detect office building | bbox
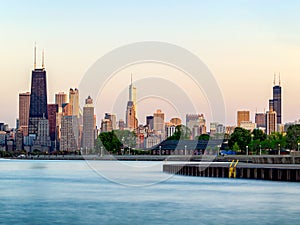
[83,96,95,150]
[28,46,48,137]
[55,92,68,112]
[153,109,165,136]
[19,92,30,136]
[255,113,266,128]
[237,110,250,127]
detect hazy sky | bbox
[1,0,300,127]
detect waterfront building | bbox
[266,110,277,135]
[83,96,95,150]
[19,92,30,136]
[237,110,250,127]
[170,117,182,126]
[60,116,79,151]
[28,46,48,138]
[186,114,206,139]
[55,92,68,112]
[118,119,125,130]
[101,119,112,133]
[15,130,23,151]
[126,101,138,130]
[146,116,154,130]
[69,88,79,117]
[240,121,256,132]
[153,109,165,136]
[105,113,117,130]
[272,74,282,124]
[255,113,266,128]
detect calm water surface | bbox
[0,160,299,225]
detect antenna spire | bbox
[34,42,37,70]
[131,73,133,85]
[273,73,276,86]
[42,49,45,69]
[279,72,281,86]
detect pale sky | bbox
[1,0,300,127]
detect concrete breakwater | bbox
[163,163,300,182]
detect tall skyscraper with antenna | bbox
[271,73,282,124]
[129,74,137,109]
[28,44,49,137]
[126,75,138,130]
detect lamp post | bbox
[259,144,262,156]
[251,134,254,155]
[184,145,187,155]
[278,143,280,155]
[298,142,300,151]
[246,146,248,155]
[159,145,161,156]
[100,146,103,157]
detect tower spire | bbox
[34,42,37,70]
[42,49,45,69]
[273,73,276,86]
[131,73,133,85]
[279,72,281,86]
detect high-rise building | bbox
[19,92,30,136]
[146,116,154,130]
[255,113,266,128]
[48,104,58,144]
[273,75,282,124]
[83,96,95,150]
[186,114,206,138]
[118,119,125,130]
[126,101,138,130]
[105,113,116,130]
[101,119,112,133]
[237,110,250,127]
[153,109,165,136]
[55,92,68,112]
[266,111,277,135]
[129,75,137,109]
[170,117,182,127]
[69,88,79,117]
[28,46,49,139]
[60,116,79,151]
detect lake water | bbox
[0,160,299,225]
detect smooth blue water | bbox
[0,160,300,225]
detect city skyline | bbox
[1,1,300,127]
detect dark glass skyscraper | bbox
[273,84,282,124]
[28,67,48,136]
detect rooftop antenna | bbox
[273,73,276,86]
[279,72,281,86]
[42,49,45,69]
[131,73,133,85]
[34,42,37,70]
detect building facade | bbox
[237,110,250,127]
[83,96,95,150]
[19,92,30,136]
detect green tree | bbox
[228,127,251,153]
[232,142,240,152]
[286,124,300,150]
[198,134,210,141]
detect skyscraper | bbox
[237,110,250,127]
[55,92,68,112]
[105,113,117,130]
[126,101,137,130]
[129,74,137,109]
[273,75,282,124]
[186,114,206,138]
[266,111,277,135]
[83,96,95,150]
[69,88,79,117]
[48,104,58,144]
[28,46,49,137]
[153,109,165,135]
[255,113,266,128]
[19,92,30,136]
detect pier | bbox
[163,162,300,182]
